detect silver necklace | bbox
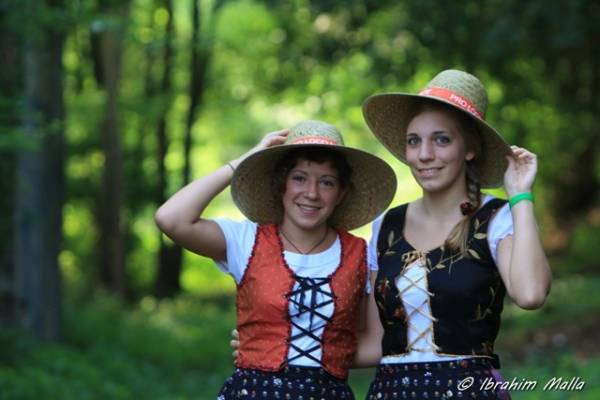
[280,227,329,255]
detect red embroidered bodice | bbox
[235,224,367,379]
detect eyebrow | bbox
[406,131,451,137]
[320,175,339,180]
[406,130,450,136]
[290,168,339,180]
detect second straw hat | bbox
[231,120,397,231]
[363,69,511,188]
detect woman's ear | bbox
[465,151,475,161]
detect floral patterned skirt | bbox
[217,366,355,399]
[366,358,511,400]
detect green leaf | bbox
[474,304,482,319]
[387,230,395,247]
[468,249,481,260]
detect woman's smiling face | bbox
[281,158,345,232]
[405,109,475,194]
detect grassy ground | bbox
[1,275,599,399]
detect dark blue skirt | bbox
[366,358,511,399]
[217,366,355,399]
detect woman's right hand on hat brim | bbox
[230,129,290,169]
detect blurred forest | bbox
[1,0,599,399]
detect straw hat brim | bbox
[363,92,512,188]
[231,143,397,231]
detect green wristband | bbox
[509,192,534,208]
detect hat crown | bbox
[425,69,488,118]
[286,120,344,146]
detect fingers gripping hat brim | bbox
[231,144,397,231]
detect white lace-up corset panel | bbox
[381,250,467,363]
[287,275,335,367]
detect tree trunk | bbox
[91,2,130,297]
[152,0,182,298]
[153,0,222,297]
[13,0,66,341]
[0,7,22,327]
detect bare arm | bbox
[352,273,383,368]
[496,146,552,309]
[154,129,289,261]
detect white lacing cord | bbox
[398,251,439,352]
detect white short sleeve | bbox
[213,219,258,283]
[367,213,386,272]
[486,201,514,264]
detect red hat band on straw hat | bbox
[419,87,484,120]
[290,136,340,145]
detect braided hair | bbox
[445,161,482,256]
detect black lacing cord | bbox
[287,276,334,365]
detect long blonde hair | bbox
[408,99,483,256]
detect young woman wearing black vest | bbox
[358,69,552,399]
[155,120,396,399]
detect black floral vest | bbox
[375,198,507,367]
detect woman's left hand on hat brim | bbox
[504,145,538,197]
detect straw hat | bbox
[363,69,511,188]
[231,120,397,231]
